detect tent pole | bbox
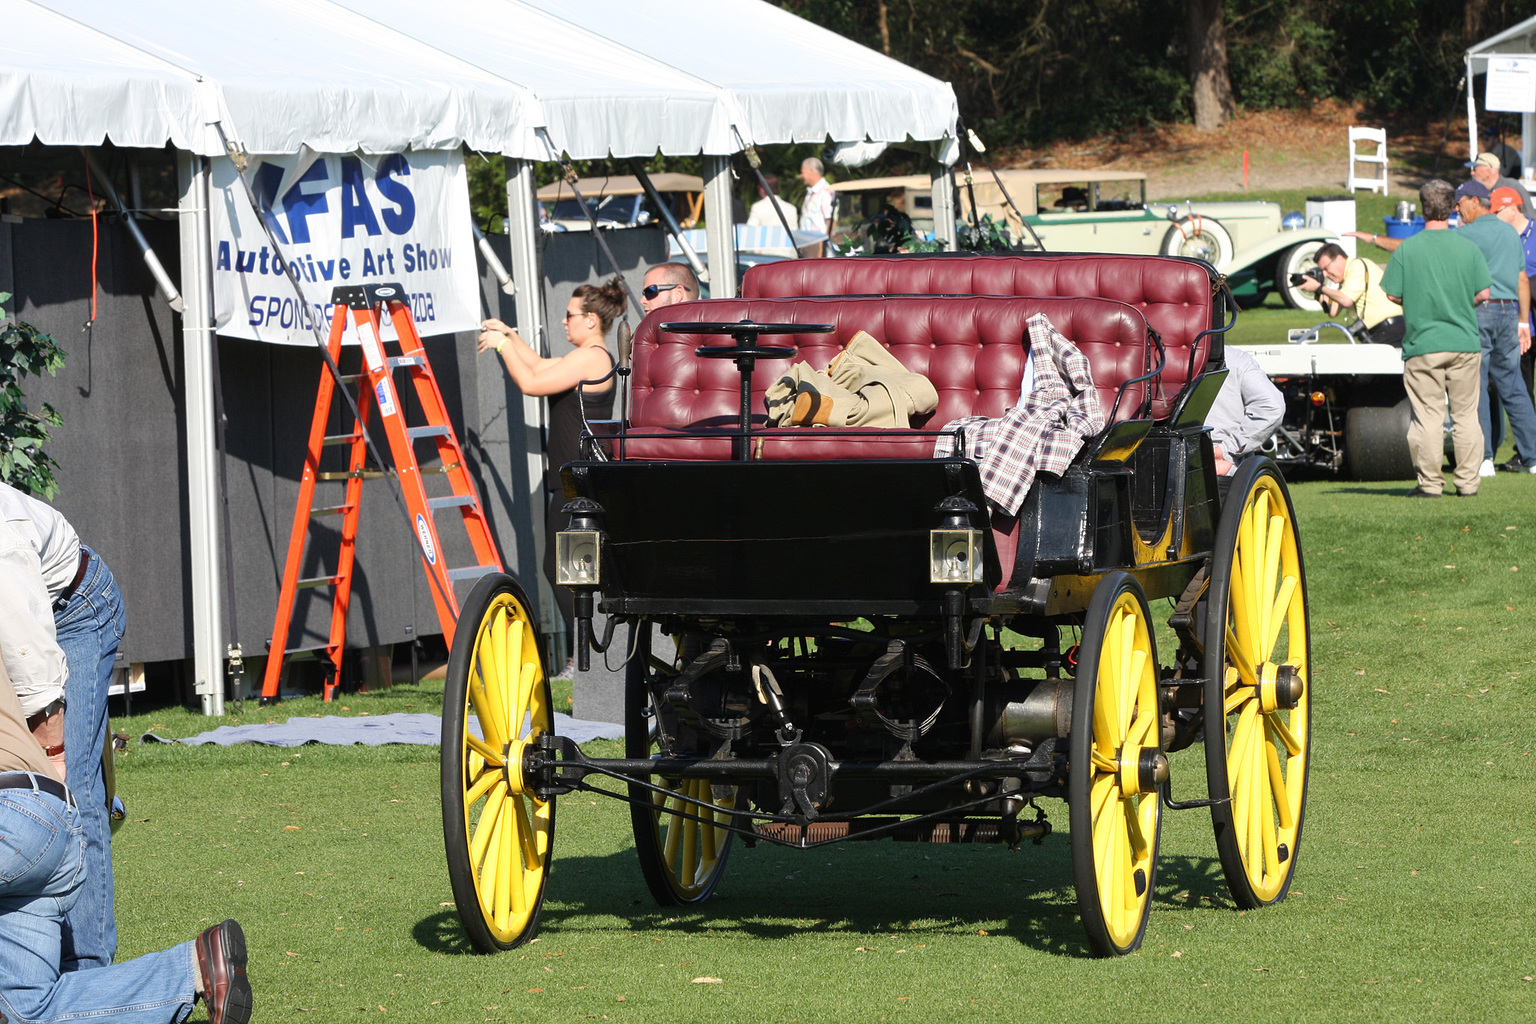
[930,162,958,251]
[176,151,225,716]
[1466,57,1479,172]
[702,155,738,298]
[504,158,562,662]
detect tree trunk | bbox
[1187,0,1235,132]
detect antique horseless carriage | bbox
[439,253,1312,957]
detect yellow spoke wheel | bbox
[1204,460,1311,908]
[1069,572,1163,957]
[441,574,556,952]
[626,623,738,905]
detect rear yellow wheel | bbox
[1070,573,1163,956]
[1205,460,1310,908]
[627,623,739,905]
[441,574,555,952]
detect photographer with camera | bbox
[1296,242,1405,347]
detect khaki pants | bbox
[1403,351,1484,494]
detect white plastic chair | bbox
[1347,126,1388,194]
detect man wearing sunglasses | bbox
[640,262,699,315]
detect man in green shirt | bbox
[1381,179,1491,497]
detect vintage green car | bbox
[831,169,1336,308]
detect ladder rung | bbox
[448,565,498,583]
[310,504,355,518]
[281,647,336,661]
[388,356,425,369]
[295,576,340,590]
[317,469,389,481]
[420,463,461,475]
[336,373,365,384]
[407,425,450,441]
[322,432,364,446]
[428,494,475,511]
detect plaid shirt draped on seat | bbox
[933,313,1106,515]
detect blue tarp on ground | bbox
[141,711,623,748]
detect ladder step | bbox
[317,469,389,481]
[388,355,425,369]
[428,494,475,511]
[322,432,364,446]
[280,646,337,661]
[407,425,451,441]
[336,373,365,384]
[310,504,355,518]
[295,575,340,590]
[447,565,498,583]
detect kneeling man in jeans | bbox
[1381,179,1491,497]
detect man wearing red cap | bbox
[1492,185,1536,469]
[1458,180,1536,477]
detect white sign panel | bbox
[210,150,478,346]
[1487,57,1536,113]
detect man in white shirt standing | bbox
[0,481,126,970]
[798,158,837,256]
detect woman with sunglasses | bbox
[478,276,624,667]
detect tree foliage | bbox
[774,0,1536,147]
[0,295,65,497]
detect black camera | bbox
[1288,267,1326,288]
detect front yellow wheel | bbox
[626,623,739,905]
[1205,461,1310,908]
[1070,572,1163,957]
[441,574,556,952]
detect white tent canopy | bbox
[1466,16,1536,179]
[9,0,958,160]
[0,0,207,151]
[521,0,959,153]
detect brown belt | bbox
[54,548,90,610]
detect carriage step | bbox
[448,565,498,583]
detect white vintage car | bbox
[831,169,1337,308]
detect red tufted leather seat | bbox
[740,253,1223,419]
[615,294,1150,463]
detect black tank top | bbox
[545,347,616,490]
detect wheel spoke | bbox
[1123,794,1150,862]
[471,785,507,871]
[465,731,503,766]
[1264,724,1294,833]
[1245,721,1264,870]
[1266,710,1304,758]
[510,791,544,872]
[1226,702,1259,792]
[1265,574,1299,659]
[500,790,524,923]
[465,762,502,806]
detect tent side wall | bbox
[4,215,537,675]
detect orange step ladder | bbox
[260,283,502,704]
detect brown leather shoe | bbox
[196,919,252,1024]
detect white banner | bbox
[1487,57,1536,113]
[210,149,478,346]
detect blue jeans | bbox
[0,779,195,1024]
[54,546,126,970]
[1476,303,1536,463]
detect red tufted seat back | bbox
[740,253,1222,418]
[621,294,1149,462]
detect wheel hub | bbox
[1259,663,1304,712]
[1114,747,1169,797]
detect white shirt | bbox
[799,179,835,234]
[1206,346,1285,458]
[747,194,797,228]
[0,482,79,716]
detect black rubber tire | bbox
[1276,241,1327,312]
[1160,215,1234,268]
[626,623,738,906]
[1069,572,1163,957]
[1344,399,1414,481]
[1203,459,1311,910]
[441,573,556,953]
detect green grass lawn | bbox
[104,471,1535,1023]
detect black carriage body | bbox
[441,255,1313,959]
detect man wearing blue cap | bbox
[1454,178,1536,477]
[1381,179,1491,497]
